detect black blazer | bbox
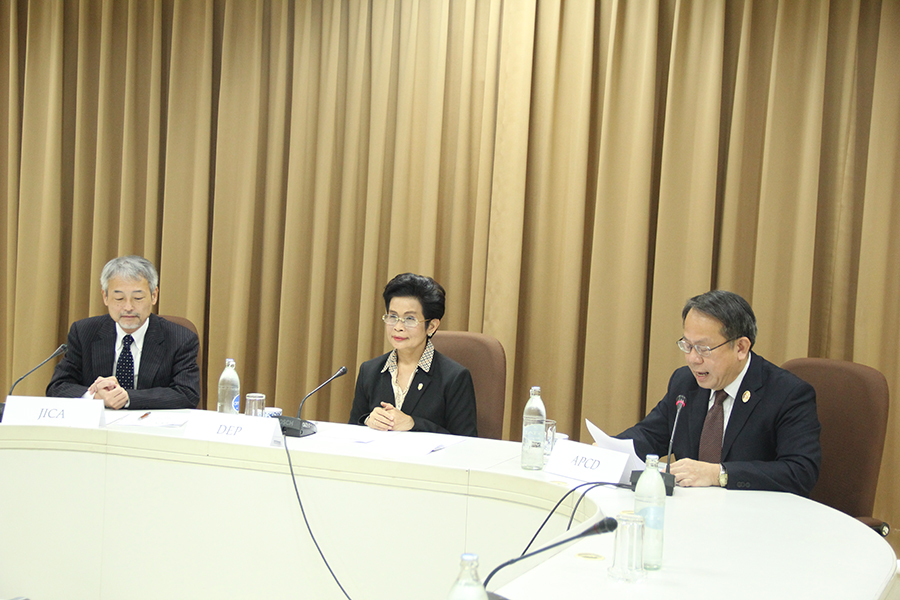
[46,313,201,410]
[349,350,478,436]
[618,352,821,496]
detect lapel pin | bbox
[418,383,423,391]
[742,391,750,403]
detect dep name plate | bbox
[183,411,282,447]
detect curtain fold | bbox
[3,0,899,539]
[645,0,726,429]
[12,0,67,383]
[159,0,214,335]
[1,0,21,390]
[482,0,537,436]
[581,0,660,435]
[856,0,900,533]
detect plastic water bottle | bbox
[634,454,666,570]
[447,553,488,600]
[521,386,546,470]
[217,358,240,414]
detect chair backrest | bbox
[159,314,204,409]
[431,330,506,440]
[781,357,889,518]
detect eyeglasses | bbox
[677,338,735,358]
[382,314,426,329]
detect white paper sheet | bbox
[308,423,464,458]
[585,418,645,482]
[106,410,189,428]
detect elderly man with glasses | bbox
[617,290,821,496]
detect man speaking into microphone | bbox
[617,290,821,496]
[46,256,200,411]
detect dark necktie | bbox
[698,389,727,463]
[116,335,135,390]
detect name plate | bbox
[545,439,630,484]
[183,412,281,447]
[2,396,106,429]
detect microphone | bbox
[279,366,347,438]
[8,344,68,396]
[665,395,686,475]
[482,517,617,591]
[629,394,684,496]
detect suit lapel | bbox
[138,315,163,389]
[92,317,118,378]
[399,367,433,416]
[722,353,763,459]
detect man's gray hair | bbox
[100,256,159,292]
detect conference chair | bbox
[781,357,891,537]
[431,330,506,440]
[159,314,204,410]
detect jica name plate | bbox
[2,396,106,429]
[544,439,630,484]
[183,412,281,447]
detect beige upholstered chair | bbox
[159,314,203,409]
[782,357,890,536]
[431,330,506,440]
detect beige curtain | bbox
[3,0,899,536]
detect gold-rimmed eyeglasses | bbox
[382,313,426,329]
[676,338,735,358]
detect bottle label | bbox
[524,423,543,446]
[637,505,664,529]
[231,395,240,412]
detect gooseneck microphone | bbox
[482,517,618,590]
[8,344,68,396]
[653,394,687,495]
[665,395,687,475]
[279,366,347,438]
[630,393,684,496]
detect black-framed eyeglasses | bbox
[382,313,427,329]
[676,338,735,358]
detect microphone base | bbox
[630,470,675,496]
[278,416,317,438]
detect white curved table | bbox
[0,413,895,600]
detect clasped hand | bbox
[365,402,414,432]
[89,376,129,410]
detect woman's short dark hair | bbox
[682,290,757,348]
[383,273,446,321]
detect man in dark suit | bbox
[47,256,200,410]
[618,290,821,496]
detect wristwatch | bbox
[718,464,728,487]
